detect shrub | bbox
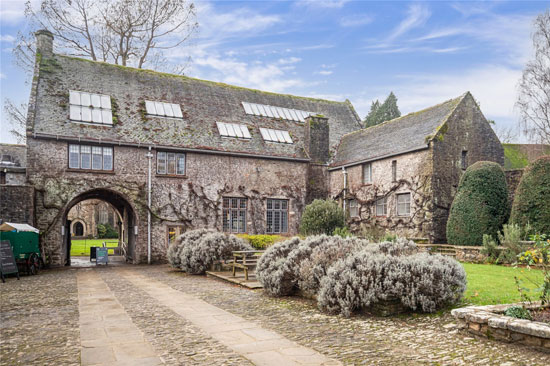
[505,306,532,320]
[332,227,353,238]
[178,231,252,274]
[299,199,345,236]
[446,161,509,246]
[318,250,466,317]
[97,223,119,239]
[481,234,500,263]
[511,156,550,234]
[481,224,531,264]
[298,237,366,295]
[167,228,213,268]
[238,234,285,249]
[256,237,301,295]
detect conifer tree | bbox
[363,92,401,128]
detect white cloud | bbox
[295,0,350,9]
[316,70,333,75]
[387,4,431,41]
[0,72,6,79]
[278,57,302,65]
[339,14,373,27]
[0,34,15,43]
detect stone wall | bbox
[0,185,35,225]
[27,138,309,265]
[430,94,504,242]
[0,143,27,167]
[329,149,434,240]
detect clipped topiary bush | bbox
[238,234,285,249]
[178,231,252,274]
[167,228,213,268]
[446,161,509,246]
[299,199,345,236]
[317,250,466,317]
[510,156,550,234]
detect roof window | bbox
[242,102,313,122]
[145,100,183,118]
[216,122,251,139]
[69,90,113,125]
[259,128,293,144]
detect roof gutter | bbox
[31,132,311,163]
[328,145,430,171]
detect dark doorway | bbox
[74,222,84,236]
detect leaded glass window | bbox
[266,199,288,234]
[223,197,247,233]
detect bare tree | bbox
[492,124,517,144]
[3,99,28,144]
[517,10,550,144]
[15,0,198,74]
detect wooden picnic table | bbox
[232,250,265,281]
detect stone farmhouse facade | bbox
[329,93,503,243]
[0,30,504,265]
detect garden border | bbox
[451,302,550,352]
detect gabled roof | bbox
[32,54,362,161]
[330,94,467,168]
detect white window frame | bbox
[348,199,358,218]
[157,151,185,176]
[68,144,113,171]
[144,100,183,118]
[363,163,372,184]
[69,90,113,125]
[396,193,411,217]
[375,196,387,216]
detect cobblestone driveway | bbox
[1,265,549,365]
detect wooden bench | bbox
[231,250,265,281]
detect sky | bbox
[1,0,548,144]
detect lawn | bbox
[70,239,119,256]
[462,262,544,306]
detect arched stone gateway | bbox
[61,189,138,265]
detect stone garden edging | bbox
[451,302,550,352]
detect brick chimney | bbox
[304,115,329,164]
[35,29,54,57]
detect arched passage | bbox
[62,188,138,265]
[74,221,84,236]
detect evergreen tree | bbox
[363,92,401,128]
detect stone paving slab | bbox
[77,270,163,366]
[119,269,341,366]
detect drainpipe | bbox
[146,147,153,264]
[342,167,348,213]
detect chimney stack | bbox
[35,30,54,57]
[304,115,330,164]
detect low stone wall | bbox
[417,244,489,263]
[452,303,550,352]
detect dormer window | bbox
[242,102,313,122]
[145,100,183,118]
[259,128,293,144]
[69,90,113,125]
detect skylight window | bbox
[69,90,113,125]
[145,100,183,118]
[242,102,314,122]
[259,128,293,144]
[216,122,251,139]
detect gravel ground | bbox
[140,265,550,366]
[2,265,549,366]
[98,268,254,366]
[0,269,80,366]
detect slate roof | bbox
[330,94,466,168]
[32,54,362,161]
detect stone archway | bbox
[62,188,138,265]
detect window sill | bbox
[362,183,373,186]
[66,169,115,174]
[155,174,187,179]
[69,120,114,127]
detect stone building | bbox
[0,144,34,225]
[23,30,361,265]
[0,143,26,185]
[66,199,120,238]
[329,93,504,243]
[5,30,506,265]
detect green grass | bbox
[462,263,544,306]
[70,239,119,256]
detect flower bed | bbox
[451,303,550,352]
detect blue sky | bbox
[1,0,548,144]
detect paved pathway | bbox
[119,270,341,366]
[77,270,162,366]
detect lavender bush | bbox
[167,228,213,268]
[256,236,302,295]
[318,250,466,317]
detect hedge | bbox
[510,156,550,234]
[446,161,509,245]
[299,199,345,236]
